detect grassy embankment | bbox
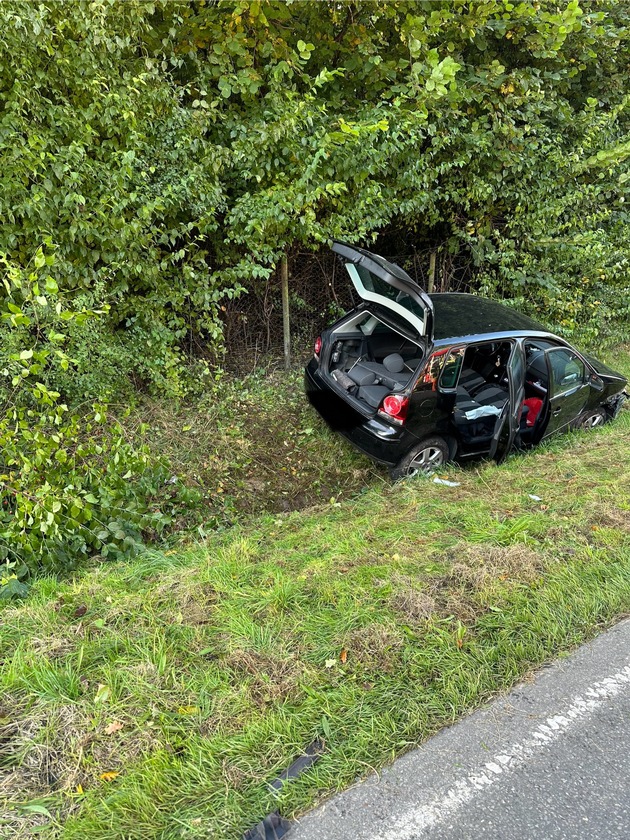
[1,347,629,839]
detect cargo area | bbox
[324,310,426,410]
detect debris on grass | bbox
[433,477,461,487]
[243,811,291,840]
[267,738,324,793]
[243,740,325,840]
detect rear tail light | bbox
[378,394,409,424]
[314,335,322,358]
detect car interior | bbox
[326,312,426,408]
[450,341,512,447]
[451,340,566,447]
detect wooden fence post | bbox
[281,253,291,370]
[428,249,437,294]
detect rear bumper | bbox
[304,360,416,467]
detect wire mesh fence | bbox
[219,245,474,373]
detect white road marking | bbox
[378,664,630,840]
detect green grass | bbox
[1,348,629,840]
[130,368,380,530]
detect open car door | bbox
[332,242,434,342]
[489,341,526,463]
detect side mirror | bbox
[590,373,604,391]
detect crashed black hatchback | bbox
[305,243,627,479]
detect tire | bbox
[575,408,607,430]
[390,436,450,480]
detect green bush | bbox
[0,247,197,596]
[0,404,171,575]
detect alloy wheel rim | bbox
[408,446,445,475]
[584,414,604,428]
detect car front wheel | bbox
[575,408,607,430]
[390,436,450,480]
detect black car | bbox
[305,243,628,479]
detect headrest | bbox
[383,353,405,373]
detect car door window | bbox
[439,347,465,389]
[548,349,586,396]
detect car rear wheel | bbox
[576,408,606,430]
[390,436,450,480]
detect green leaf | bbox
[0,578,30,600]
[19,803,53,818]
[94,684,111,703]
[321,716,331,738]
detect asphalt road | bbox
[289,618,630,840]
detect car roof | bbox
[430,293,550,342]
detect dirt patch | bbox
[390,588,437,623]
[343,623,405,673]
[229,401,376,515]
[225,649,305,706]
[442,593,480,623]
[1,699,99,837]
[85,725,162,785]
[135,376,379,527]
[446,543,544,589]
[389,545,543,627]
[150,576,218,626]
[0,702,85,800]
[587,506,630,534]
[388,572,477,625]
[29,636,76,659]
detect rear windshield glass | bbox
[368,303,422,343]
[355,264,427,324]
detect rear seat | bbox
[458,368,486,394]
[455,383,508,420]
[474,384,509,409]
[348,353,413,391]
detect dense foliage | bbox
[0,249,188,592]
[1,0,629,397]
[0,1,629,582]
